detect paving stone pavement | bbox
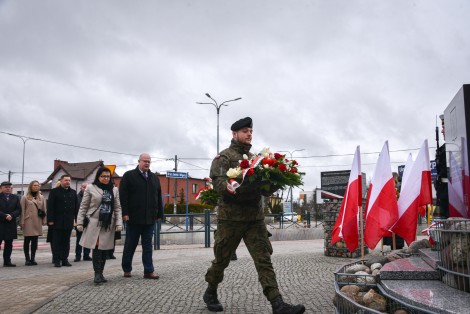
[1,239,356,314]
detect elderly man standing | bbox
[120,153,164,279]
[0,181,21,267]
[203,117,305,314]
[47,174,77,267]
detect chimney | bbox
[54,159,67,169]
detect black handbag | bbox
[33,203,46,218]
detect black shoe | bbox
[271,296,305,314]
[231,253,238,261]
[99,273,108,283]
[74,257,81,262]
[108,255,116,259]
[83,256,92,261]
[54,262,62,267]
[25,260,33,266]
[94,273,104,284]
[31,260,38,266]
[3,262,16,267]
[62,260,72,267]
[203,287,224,312]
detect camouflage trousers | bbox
[204,219,281,301]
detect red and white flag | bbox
[331,146,362,252]
[364,141,398,249]
[391,140,432,246]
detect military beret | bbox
[0,181,12,187]
[231,117,253,131]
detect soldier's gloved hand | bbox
[115,225,122,232]
[76,225,84,232]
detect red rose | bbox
[289,167,298,173]
[262,158,276,167]
[291,160,298,165]
[240,159,249,169]
[246,168,255,176]
[274,153,284,160]
[278,164,287,172]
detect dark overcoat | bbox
[0,192,20,240]
[119,167,163,225]
[47,186,77,230]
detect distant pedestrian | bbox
[77,167,122,284]
[120,153,163,279]
[47,174,77,267]
[74,183,91,262]
[203,117,305,313]
[20,180,47,266]
[0,181,20,267]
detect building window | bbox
[192,184,198,194]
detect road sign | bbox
[166,171,188,179]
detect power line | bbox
[0,131,168,160]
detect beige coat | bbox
[77,185,123,250]
[20,194,47,237]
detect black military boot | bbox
[203,286,223,312]
[271,296,305,314]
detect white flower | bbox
[226,167,242,178]
[260,147,271,157]
[263,164,270,169]
[243,154,248,160]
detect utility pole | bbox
[173,155,178,214]
[8,171,12,181]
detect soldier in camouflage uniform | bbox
[203,117,305,314]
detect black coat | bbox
[0,193,20,240]
[47,186,77,230]
[119,167,163,225]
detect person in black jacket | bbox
[74,183,91,262]
[47,174,77,267]
[120,153,163,279]
[0,181,21,267]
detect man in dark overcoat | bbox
[203,117,305,314]
[0,181,20,267]
[47,174,77,267]
[120,153,163,279]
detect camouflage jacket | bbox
[210,139,265,221]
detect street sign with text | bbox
[166,171,188,179]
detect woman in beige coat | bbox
[77,167,122,284]
[20,180,47,266]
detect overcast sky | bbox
[1,0,469,199]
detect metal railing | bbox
[434,218,470,292]
[149,211,313,250]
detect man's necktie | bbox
[6,194,9,201]
[143,172,148,180]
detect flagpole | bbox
[360,205,364,261]
[392,232,396,250]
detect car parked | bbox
[281,212,298,222]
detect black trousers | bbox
[0,239,13,263]
[51,229,72,262]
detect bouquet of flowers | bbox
[195,178,220,206]
[226,147,304,194]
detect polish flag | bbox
[364,141,399,249]
[331,146,362,252]
[391,140,432,246]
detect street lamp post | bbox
[279,149,305,213]
[1,132,35,195]
[197,93,242,154]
